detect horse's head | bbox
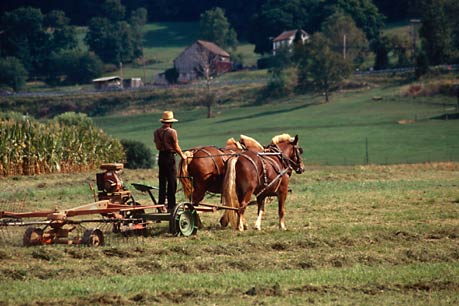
[271,134,304,174]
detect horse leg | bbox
[254,198,265,231]
[191,181,206,205]
[237,192,252,232]
[278,191,288,230]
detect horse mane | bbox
[178,150,195,200]
[225,137,243,150]
[240,134,264,151]
[271,134,293,145]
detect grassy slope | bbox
[94,80,459,165]
[0,164,458,304]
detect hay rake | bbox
[0,163,200,247]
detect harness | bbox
[240,143,302,199]
[195,147,240,176]
[239,146,291,198]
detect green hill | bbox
[93,81,459,165]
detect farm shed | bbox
[173,40,232,83]
[123,77,143,88]
[272,29,309,55]
[92,76,122,90]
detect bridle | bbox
[266,142,304,174]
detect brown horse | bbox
[223,134,304,231]
[178,136,264,227]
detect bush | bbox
[0,57,28,91]
[121,139,153,169]
[165,67,179,84]
[260,67,298,101]
[257,57,274,69]
[53,112,94,128]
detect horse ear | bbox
[293,135,299,145]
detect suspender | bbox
[159,128,168,151]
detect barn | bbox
[173,40,232,83]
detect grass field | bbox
[93,79,459,165]
[1,163,458,304]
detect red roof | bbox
[272,29,308,42]
[196,40,230,57]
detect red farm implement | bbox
[1,163,199,246]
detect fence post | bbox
[365,137,369,165]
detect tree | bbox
[329,0,385,42]
[249,0,383,54]
[298,33,352,102]
[199,7,238,50]
[321,13,369,67]
[102,0,126,22]
[84,1,146,64]
[46,50,103,85]
[193,46,218,118]
[0,57,28,91]
[389,34,411,66]
[0,7,78,80]
[415,50,429,79]
[130,8,148,58]
[249,0,322,54]
[45,10,78,52]
[0,7,48,75]
[419,0,452,65]
[371,36,390,70]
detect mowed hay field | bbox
[1,163,458,305]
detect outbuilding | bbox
[92,76,122,90]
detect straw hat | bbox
[160,111,178,123]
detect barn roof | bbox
[92,76,122,82]
[196,40,230,57]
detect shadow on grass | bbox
[431,112,459,120]
[215,103,318,124]
[143,23,199,48]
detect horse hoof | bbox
[220,216,228,228]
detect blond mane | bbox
[240,134,264,151]
[271,134,293,145]
[225,137,243,150]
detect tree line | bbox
[0,0,147,90]
[1,0,458,93]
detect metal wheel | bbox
[23,227,43,246]
[170,203,198,236]
[82,228,104,247]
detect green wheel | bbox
[170,203,198,236]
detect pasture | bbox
[94,79,459,166]
[0,163,458,305]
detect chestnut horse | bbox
[223,134,304,231]
[178,136,264,227]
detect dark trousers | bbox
[158,151,177,211]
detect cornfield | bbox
[0,116,125,176]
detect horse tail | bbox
[178,150,194,201]
[221,156,238,229]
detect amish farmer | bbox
[154,111,186,212]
